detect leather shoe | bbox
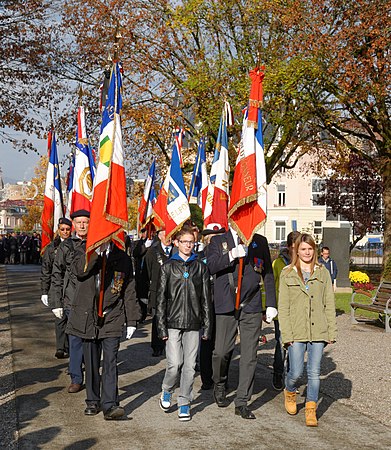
[104,405,125,420]
[201,383,213,390]
[55,350,69,359]
[235,406,256,419]
[213,384,229,407]
[68,383,82,393]
[84,406,101,416]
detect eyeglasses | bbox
[59,228,71,232]
[178,240,195,246]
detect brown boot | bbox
[284,389,297,415]
[305,401,318,427]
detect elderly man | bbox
[41,217,72,359]
[51,209,90,393]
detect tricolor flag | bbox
[138,159,156,229]
[86,62,128,262]
[188,136,208,211]
[41,130,65,254]
[228,67,267,245]
[203,101,233,229]
[153,139,190,238]
[67,106,96,214]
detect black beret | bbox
[201,224,226,236]
[140,227,147,233]
[70,209,90,219]
[58,217,72,227]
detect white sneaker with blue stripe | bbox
[159,390,172,412]
[178,404,191,421]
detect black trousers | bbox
[55,315,69,353]
[151,315,165,352]
[83,337,120,413]
[212,311,262,407]
[200,313,215,387]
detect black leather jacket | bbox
[156,254,212,340]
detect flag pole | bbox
[97,252,107,327]
[234,257,244,319]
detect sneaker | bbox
[178,404,191,421]
[159,390,172,412]
[272,373,284,391]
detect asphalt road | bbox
[1,264,391,449]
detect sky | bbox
[0,132,75,184]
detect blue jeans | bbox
[285,342,325,402]
[162,329,199,406]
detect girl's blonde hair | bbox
[288,233,318,282]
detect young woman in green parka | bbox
[278,233,337,427]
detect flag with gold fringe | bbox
[85,62,128,263]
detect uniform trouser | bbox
[83,337,120,413]
[212,311,262,407]
[55,315,69,353]
[151,314,165,352]
[162,329,199,406]
[65,308,83,384]
[273,320,285,375]
[20,251,27,265]
[68,334,84,384]
[200,314,215,387]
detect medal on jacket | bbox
[253,257,264,273]
[111,271,125,294]
[183,271,189,279]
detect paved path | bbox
[1,265,390,449]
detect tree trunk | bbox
[382,160,391,276]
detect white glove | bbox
[126,326,136,339]
[265,307,278,323]
[144,239,153,248]
[139,298,149,305]
[52,308,64,319]
[41,294,49,307]
[230,244,247,260]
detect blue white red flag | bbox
[41,130,65,254]
[173,127,185,167]
[153,140,190,238]
[86,62,128,263]
[67,106,96,215]
[204,101,233,229]
[188,136,208,211]
[228,67,267,245]
[138,159,156,229]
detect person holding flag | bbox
[207,68,277,419]
[67,61,140,420]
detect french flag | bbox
[203,102,233,229]
[138,159,156,229]
[41,130,65,254]
[188,136,208,211]
[228,68,267,245]
[153,138,190,238]
[67,106,96,214]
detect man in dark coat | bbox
[144,229,173,357]
[132,227,153,322]
[207,228,277,419]
[51,209,90,393]
[40,217,72,358]
[68,241,141,420]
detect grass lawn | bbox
[335,291,380,319]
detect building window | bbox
[314,221,322,235]
[312,178,326,206]
[277,184,286,206]
[275,221,286,241]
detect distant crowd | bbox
[0,231,42,265]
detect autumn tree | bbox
[317,154,383,251]
[270,0,391,263]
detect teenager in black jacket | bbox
[156,227,212,421]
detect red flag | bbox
[228,67,267,245]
